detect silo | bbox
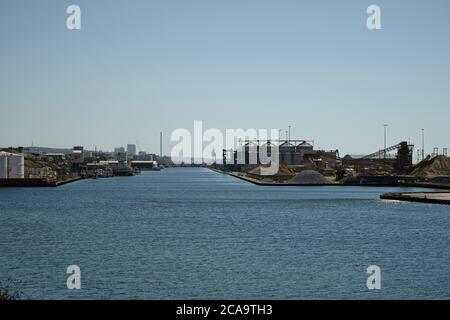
[0,153,8,179]
[8,154,25,179]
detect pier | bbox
[380,192,450,205]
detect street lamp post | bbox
[422,128,425,161]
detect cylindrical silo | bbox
[0,153,8,179]
[8,154,25,179]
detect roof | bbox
[87,163,110,167]
[244,141,258,146]
[44,153,66,156]
[261,141,276,147]
[131,161,157,164]
[298,142,313,148]
[279,141,294,147]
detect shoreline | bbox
[210,168,450,205]
[215,169,450,190]
[0,177,81,188]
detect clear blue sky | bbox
[1,0,449,156]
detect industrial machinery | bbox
[351,141,414,174]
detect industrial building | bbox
[224,139,338,168]
[70,146,84,173]
[72,146,84,163]
[41,153,66,164]
[116,151,134,176]
[0,152,25,179]
[85,162,114,178]
[220,138,415,179]
[26,167,57,180]
[130,160,159,171]
[342,141,414,174]
[278,140,315,165]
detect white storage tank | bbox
[8,154,25,179]
[0,153,8,179]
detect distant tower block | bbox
[72,146,84,164]
[127,144,137,156]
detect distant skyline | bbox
[1,0,450,156]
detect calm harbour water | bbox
[0,167,449,299]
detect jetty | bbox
[380,192,450,205]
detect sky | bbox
[1,0,450,157]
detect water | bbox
[0,167,449,299]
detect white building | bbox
[0,153,7,179]
[0,152,25,179]
[127,144,137,156]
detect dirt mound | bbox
[411,156,450,177]
[288,170,332,185]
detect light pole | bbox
[383,124,388,159]
[160,131,163,157]
[422,128,425,161]
[288,125,291,143]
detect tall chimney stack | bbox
[160,131,163,157]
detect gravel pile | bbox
[411,156,450,177]
[288,170,332,185]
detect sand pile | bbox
[247,164,295,177]
[411,156,450,177]
[288,170,332,185]
[277,165,296,176]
